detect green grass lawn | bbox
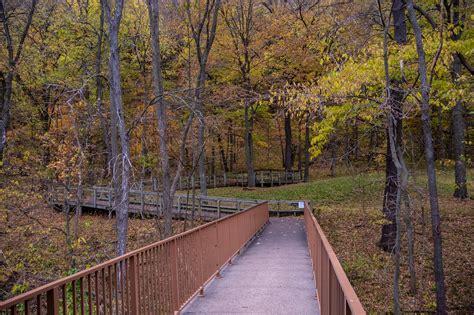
[208,168,472,205]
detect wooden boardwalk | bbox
[49,186,306,221]
[137,169,304,191]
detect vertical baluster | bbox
[80,278,84,315]
[72,280,77,315]
[114,264,119,315]
[108,266,112,315]
[101,269,106,315]
[61,284,67,315]
[87,275,92,315]
[120,261,125,315]
[128,255,139,315]
[36,294,41,315]
[95,271,99,315]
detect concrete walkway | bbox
[183,217,320,314]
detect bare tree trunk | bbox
[284,111,292,172]
[304,111,311,182]
[244,101,255,187]
[380,84,403,252]
[406,1,447,312]
[445,0,468,200]
[451,56,468,199]
[183,0,222,196]
[379,0,406,253]
[95,0,111,174]
[105,0,130,257]
[149,0,195,236]
[297,117,302,173]
[217,132,229,173]
[148,0,173,237]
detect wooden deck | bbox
[49,186,306,221]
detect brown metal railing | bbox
[0,202,269,315]
[304,203,366,315]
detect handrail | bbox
[0,202,269,314]
[304,203,365,315]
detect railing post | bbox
[93,187,97,208]
[178,196,182,218]
[213,174,216,188]
[128,255,139,314]
[260,171,264,188]
[217,200,221,218]
[46,287,59,315]
[223,173,227,186]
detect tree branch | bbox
[458,53,474,75]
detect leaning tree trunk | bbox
[380,83,404,252]
[406,1,447,312]
[379,0,406,253]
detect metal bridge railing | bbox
[0,203,269,315]
[304,202,365,315]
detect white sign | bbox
[298,201,305,209]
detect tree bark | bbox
[448,1,468,199]
[217,131,229,173]
[184,0,222,196]
[96,0,112,174]
[380,82,404,252]
[379,0,406,253]
[244,101,256,187]
[147,0,174,237]
[105,0,130,256]
[284,111,292,172]
[303,111,311,182]
[406,1,447,312]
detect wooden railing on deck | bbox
[304,203,366,315]
[0,203,269,315]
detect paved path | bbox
[183,217,320,314]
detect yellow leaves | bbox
[71,237,87,251]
